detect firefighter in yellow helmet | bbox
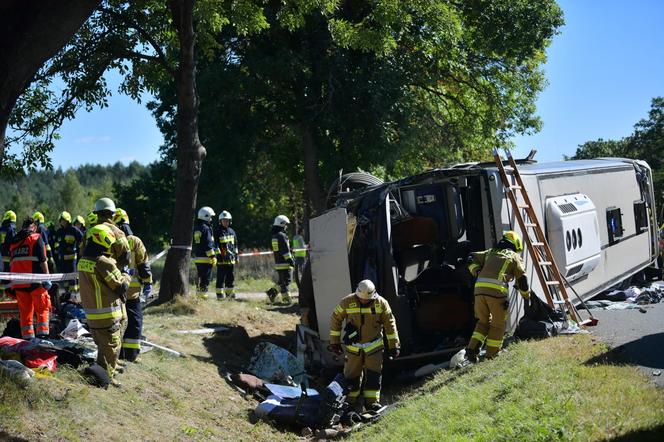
[465,230,530,362]
[93,198,131,270]
[78,224,131,385]
[32,211,55,273]
[0,210,17,294]
[329,279,400,411]
[55,211,84,296]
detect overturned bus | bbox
[298,155,658,367]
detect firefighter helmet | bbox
[60,211,72,223]
[32,211,45,223]
[75,215,86,227]
[87,212,98,226]
[273,215,290,227]
[219,210,232,222]
[93,197,117,214]
[2,210,16,223]
[113,208,129,224]
[502,231,524,252]
[355,279,377,300]
[87,224,116,250]
[197,206,215,222]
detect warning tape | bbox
[0,247,308,284]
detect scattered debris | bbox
[139,339,184,358]
[175,326,229,335]
[247,342,305,386]
[0,359,34,386]
[60,318,90,340]
[653,370,661,377]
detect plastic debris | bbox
[60,319,90,340]
[175,326,229,335]
[247,342,306,385]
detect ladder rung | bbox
[552,299,566,304]
[525,223,537,227]
[517,204,530,209]
[538,261,552,266]
[545,281,561,286]
[509,185,522,190]
[531,242,544,246]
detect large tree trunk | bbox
[299,122,327,215]
[157,0,206,303]
[0,0,100,165]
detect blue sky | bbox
[50,0,664,168]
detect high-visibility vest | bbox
[10,233,45,290]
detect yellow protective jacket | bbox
[468,248,527,298]
[330,294,400,355]
[78,255,131,329]
[127,235,152,300]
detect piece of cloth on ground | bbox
[247,342,306,385]
[514,295,565,339]
[585,300,643,310]
[0,336,58,372]
[265,383,319,399]
[0,359,34,386]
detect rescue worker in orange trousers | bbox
[329,279,400,411]
[465,230,530,362]
[78,224,131,380]
[114,208,152,361]
[9,217,52,339]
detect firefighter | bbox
[55,211,84,296]
[9,217,51,340]
[46,221,58,270]
[329,279,400,411]
[266,215,293,304]
[465,230,530,362]
[193,206,217,299]
[74,215,87,236]
[32,211,55,273]
[291,229,307,285]
[214,210,238,300]
[78,224,131,382]
[93,198,131,270]
[114,208,152,361]
[0,210,17,294]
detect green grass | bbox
[0,297,300,442]
[353,335,664,442]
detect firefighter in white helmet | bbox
[266,215,293,303]
[193,207,217,299]
[214,210,238,300]
[329,279,400,411]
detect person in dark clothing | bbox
[266,215,293,304]
[193,206,217,299]
[0,210,17,295]
[214,210,238,300]
[55,211,84,295]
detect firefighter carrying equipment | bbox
[330,287,401,406]
[273,215,290,227]
[467,244,530,359]
[93,197,117,214]
[3,210,17,223]
[197,206,215,222]
[59,211,72,223]
[113,208,129,225]
[342,322,360,345]
[10,229,50,339]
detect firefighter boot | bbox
[281,291,292,305]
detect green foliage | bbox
[0,161,145,228]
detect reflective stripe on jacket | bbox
[292,235,307,258]
[215,226,238,265]
[78,255,131,328]
[330,294,399,354]
[9,232,47,290]
[193,220,215,260]
[469,248,526,298]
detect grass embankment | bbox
[0,297,299,442]
[355,335,664,442]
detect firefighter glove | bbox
[388,347,400,359]
[329,343,343,355]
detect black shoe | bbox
[366,403,384,413]
[265,288,278,303]
[465,348,479,364]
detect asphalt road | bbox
[587,300,664,387]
